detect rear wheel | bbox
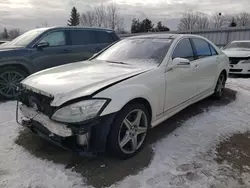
[213,73,226,100]
[108,103,149,159]
[0,66,28,100]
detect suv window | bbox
[40,31,66,46]
[70,30,96,45]
[209,44,218,55]
[172,38,195,61]
[94,31,114,44]
[192,38,212,59]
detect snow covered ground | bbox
[1,78,250,188]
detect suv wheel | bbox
[0,66,27,100]
[108,103,149,159]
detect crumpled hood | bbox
[222,49,250,58]
[22,60,155,106]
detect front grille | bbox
[230,69,242,72]
[229,57,250,65]
[18,88,55,117]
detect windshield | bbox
[224,42,250,50]
[95,38,173,65]
[7,28,48,47]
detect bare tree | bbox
[236,12,250,26]
[80,11,97,27]
[80,3,125,32]
[178,12,199,30]
[95,4,107,28]
[210,13,229,28]
[107,3,117,29]
[116,18,125,33]
[196,12,209,29]
[106,2,123,30]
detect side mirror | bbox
[36,41,49,49]
[171,58,191,69]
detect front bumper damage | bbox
[17,102,116,157]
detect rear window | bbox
[94,31,114,44]
[192,38,212,59]
[70,30,96,45]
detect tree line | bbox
[68,4,125,33]
[0,28,21,40]
[178,12,250,30]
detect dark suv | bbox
[0,27,120,99]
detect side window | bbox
[94,31,114,44]
[172,38,195,61]
[209,44,218,56]
[40,31,66,46]
[192,38,212,59]
[70,30,96,45]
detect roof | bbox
[125,33,204,39]
[128,33,179,39]
[38,26,114,32]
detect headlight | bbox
[242,59,250,64]
[51,99,108,123]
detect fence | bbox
[119,27,250,47]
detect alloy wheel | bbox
[118,109,148,154]
[0,71,25,98]
[216,74,225,97]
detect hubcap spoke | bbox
[133,110,142,126]
[124,118,133,130]
[137,126,147,135]
[131,136,138,151]
[120,131,131,147]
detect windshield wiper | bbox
[106,60,129,65]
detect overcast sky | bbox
[0,0,249,32]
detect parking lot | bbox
[0,77,250,188]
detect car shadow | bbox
[15,88,237,188]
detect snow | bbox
[1,78,250,188]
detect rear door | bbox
[190,37,218,93]
[93,30,118,51]
[67,29,98,63]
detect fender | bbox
[0,60,32,74]
[94,68,166,123]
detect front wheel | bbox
[107,103,150,159]
[0,66,28,100]
[213,73,226,100]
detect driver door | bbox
[31,30,71,72]
[164,38,199,112]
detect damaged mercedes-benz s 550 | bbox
[17,34,229,159]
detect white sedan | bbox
[17,34,229,159]
[222,40,250,74]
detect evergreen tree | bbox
[229,17,237,27]
[2,28,8,39]
[68,7,80,26]
[155,21,170,32]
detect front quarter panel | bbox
[94,67,166,124]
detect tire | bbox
[107,103,150,159]
[212,72,226,100]
[0,66,28,100]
